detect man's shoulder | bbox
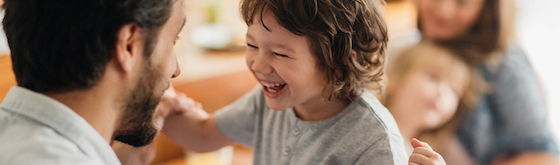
[0,110,92,164]
[0,148,92,165]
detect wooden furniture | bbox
[155,146,253,165]
[0,55,16,101]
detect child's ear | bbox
[351,50,357,60]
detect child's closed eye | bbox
[273,52,289,58]
[247,43,258,49]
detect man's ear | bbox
[114,23,143,75]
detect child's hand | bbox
[409,138,446,165]
[160,85,202,112]
[154,85,202,130]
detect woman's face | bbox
[418,0,485,40]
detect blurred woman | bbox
[416,0,559,164]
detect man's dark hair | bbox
[2,0,172,93]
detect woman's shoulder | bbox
[501,44,534,71]
[481,44,545,109]
[481,44,537,82]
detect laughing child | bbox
[162,0,409,164]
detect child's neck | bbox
[293,98,350,121]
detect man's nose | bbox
[172,58,181,78]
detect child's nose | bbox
[250,53,273,74]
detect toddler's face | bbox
[390,64,466,130]
[245,10,328,111]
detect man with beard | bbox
[0,0,185,164]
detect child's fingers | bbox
[154,115,165,132]
[195,102,203,109]
[167,84,176,92]
[413,147,440,158]
[175,96,195,111]
[163,85,178,98]
[411,138,433,150]
[177,92,187,97]
[410,147,446,165]
[409,163,420,165]
[409,152,433,165]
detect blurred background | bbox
[514,0,560,140]
[0,0,558,164]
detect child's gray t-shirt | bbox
[215,86,407,165]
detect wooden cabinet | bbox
[0,55,16,101]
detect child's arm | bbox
[160,87,235,153]
[409,138,446,165]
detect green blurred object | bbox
[205,4,220,23]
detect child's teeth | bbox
[267,87,277,93]
[262,82,284,87]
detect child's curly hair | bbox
[241,0,388,101]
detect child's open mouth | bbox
[262,82,286,93]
